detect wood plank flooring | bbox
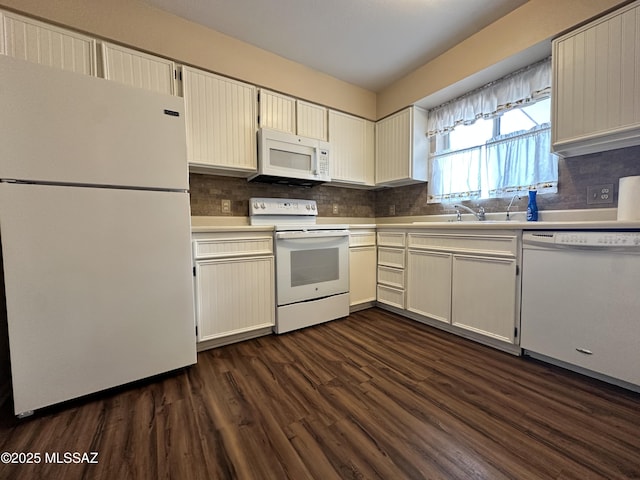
[1,307,639,479]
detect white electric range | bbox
[250,197,350,333]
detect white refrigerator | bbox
[0,56,197,417]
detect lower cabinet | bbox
[349,229,377,308]
[406,250,451,324]
[451,254,517,343]
[376,230,406,309]
[404,230,521,351]
[192,231,275,350]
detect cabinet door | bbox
[451,254,517,343]
[297,100,327,140]
[349,246,377,305]
[329,110,374,186]
[552,2,640,156]
[195,256,275,341]
[407,250,452,323]
[2,11,96,75]
[100,42,176,95]
[259,89,296,134]
[376,108,410,184]
[183,66,257,173]
[375,106,427,186]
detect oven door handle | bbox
[275,230,349,240]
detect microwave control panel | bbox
[317,149,329,176]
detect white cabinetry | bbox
[405,230,521,351]
[1,10,96,75]
[552,0,640,156]
[406,250,451,323]
[451,254,517,342]
[100,42,176,95]
[184,66,257,175]
[349,228,377,309]
[259,89,327,140]
[192,231,275,350]
[329,111,375,186]
[375,106,428,186]
[376,230,406,309]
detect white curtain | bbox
[429,146,483,203]
[427,59,551,136]
[427,57,557,204]
[485,124,558,197]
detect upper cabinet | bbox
[552,1,640,157]
[183,66,258,176]
[296,100,327,140]
[259,89,327,141]
[100,42,177,95]
[328,110,375,186]
[375,106,428,186]
[1,10,96,75]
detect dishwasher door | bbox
[520,231,640,387]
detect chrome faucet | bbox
[506,194,521,221]
[454,204,486,221]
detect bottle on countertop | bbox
[527,190,538,221]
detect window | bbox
[427,59,558,204]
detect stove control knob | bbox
[260,202,266,209]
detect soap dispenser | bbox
[526,190,538,221]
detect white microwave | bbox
[249,128,330,187]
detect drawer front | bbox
[408,232,518,257]
[377,265,405,289]
[378,247,405,269]
[377,284,405,309]
[377,231,406,247]
[349,231,376,247]
[193,234,273,259]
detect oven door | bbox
[275,230,349,306]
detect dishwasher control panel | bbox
[525,231,640,248]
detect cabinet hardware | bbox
[575,348,593,355]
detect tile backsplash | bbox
[190,145,640,218]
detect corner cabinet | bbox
[375,106,428,186]
[405,230,521,353]
[192,230,275,350]
[329,111,375,186]
[552,0,640,156]
[184,66,258,176]
[348,228,377,309]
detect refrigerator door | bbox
[0,55,188,190]
[0,183,196,415]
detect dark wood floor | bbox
[1,308,639,480]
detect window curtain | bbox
[427,58,552,136]
[430,146,483,202]
[485,124,558,197]
[427,57,557,204]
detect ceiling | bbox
[142,0,529,93]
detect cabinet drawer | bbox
[377,284,405,309]
[193,233,273,259]
[349,231,376,247]
[377,231,406,247]
[377,265,405,289]
[408,232,518,257]
[378,247,405,268]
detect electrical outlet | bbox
[586,184,614,205]
[332,204,339,215]
[221,199,231,214]
[389,204,396,215]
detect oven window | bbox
[290,248,339,287]
[271,148,312,171]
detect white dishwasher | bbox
[520,231,640,390]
